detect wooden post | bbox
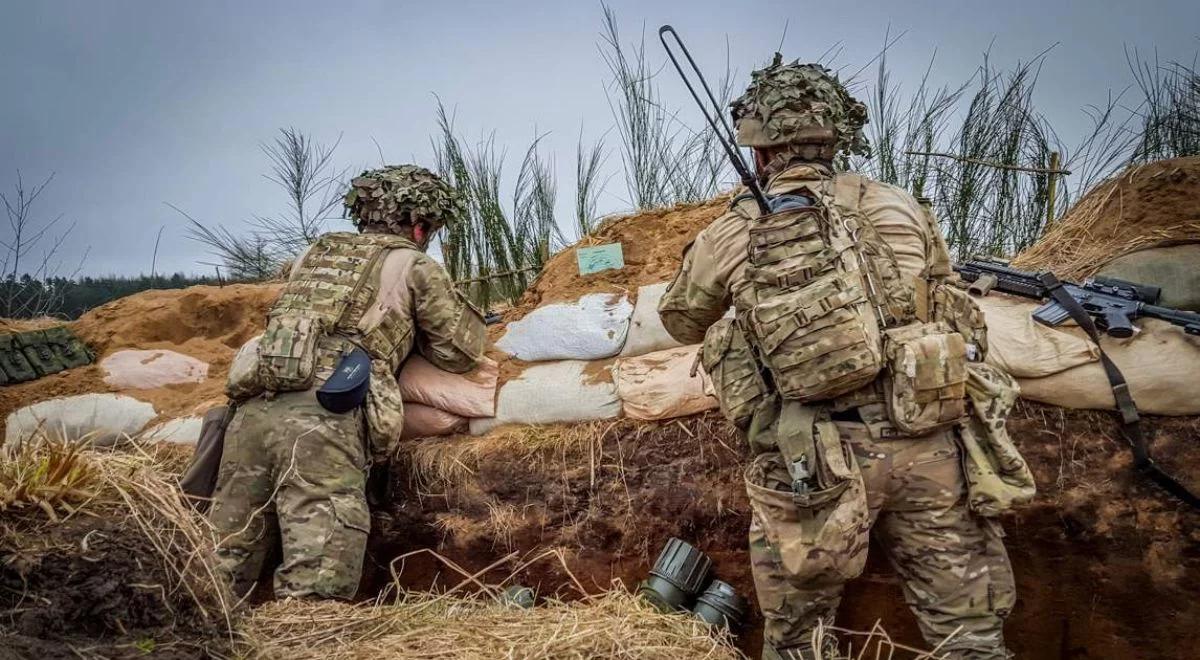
[1046,151,1061,226]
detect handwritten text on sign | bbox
[576,243,625,275]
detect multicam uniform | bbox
[658,59,1019,660]
[211,166,485,600]
[660,166,1015,659]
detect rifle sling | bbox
[1038,272,1200,509]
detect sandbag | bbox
[401,403,468,440]
[495,294,633,362]
[5,393,157,450]
[1014,317,1200,415]
[101,349,210,389]
[140,416,204,444]
[396,355,498,418]
[469,360,622,434]
[975,294,1098,378]
[618,282,684,357]
[1098,242,1200,312]
[613,345,717,421]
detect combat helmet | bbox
[343,164,464,233]
[730,54,870,158]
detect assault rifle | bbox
[955,258,1200,337]
[956,257,1200,509]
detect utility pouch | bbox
[700,318,768,428]
[226,334,265,400]
[932,282,989,361]
[363,359,405,463]
[739,203,885,403]
[744,444,869,587]
[257,313,324,392]
[881,321,969,435]
[317,346,371,414]
[957,362,1036,516]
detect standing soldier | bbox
[212,165,485,600]
[658,58,1020,659]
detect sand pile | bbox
[1014,156,1200,279]
[0,283,281,426]
[508,196,730,317]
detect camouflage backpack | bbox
[257,232,420,393]
[729,173,912,403]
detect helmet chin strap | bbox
[412,223,429,249]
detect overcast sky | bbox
[1,0,1197,276]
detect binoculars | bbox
[637,537,749,633]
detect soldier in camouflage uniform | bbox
[211,165,485,600]
[659,58,1017,659]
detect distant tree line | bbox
[1,273,224,320]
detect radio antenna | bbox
[658,25,770,215]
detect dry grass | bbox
[1014,160,1200,279]
[238,587,740,660]
[0,431,235,635]
[403,420,617,494]
[0,438,100,520]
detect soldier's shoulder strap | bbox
[831,172,866,215]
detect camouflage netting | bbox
[343,165,464,232]
[731,55,869,156]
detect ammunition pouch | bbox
[931,281,989,361]
[700,318,768,428]
[258,313,325,392]
[881,321,969,436]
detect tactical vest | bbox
[258,232,418,392]
[727,172,972,436]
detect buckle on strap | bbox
[1111,383,1140,425]
[789,456,814,497]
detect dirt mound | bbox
[0,317,66,333]
[1014,156,1200,279]
[374,405,1200,659]
[507,197,729,318]
[1,283,280,426]
[0,441,231,658]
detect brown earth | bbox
[1015,156,1200,280]
[371,404,1200,659]
[0,317,65,333]
[0,516,226,659]
[0,283,280,426]
[505,196,730,320]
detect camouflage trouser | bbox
[209,389,370,600]
[749,424,1015,659]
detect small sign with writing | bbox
[576,243,625,275]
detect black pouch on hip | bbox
[317,346,372,414]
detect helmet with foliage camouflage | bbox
[343,164,464,233]
[730,55,870,157]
